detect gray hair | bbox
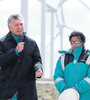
[8,14,24,26]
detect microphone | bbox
[18,34,24,42]
[18,34,25,55]
[18,32,26,42]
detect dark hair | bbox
[69,31,86,43]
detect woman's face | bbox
[70,36,84,50]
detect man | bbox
[53,31,90,100]
[0,14,43,100]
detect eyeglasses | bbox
[70,40,82,44]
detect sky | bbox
[0,0,90,78]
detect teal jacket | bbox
[53,46,90,100]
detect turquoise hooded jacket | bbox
[53,46,90,100]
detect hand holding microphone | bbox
[16,42,25,53]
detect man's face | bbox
[70,36,84,50]
[8,18,24,35]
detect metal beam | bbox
[21,0,28,33]
[50,11,54,78]
[39,0,46,77]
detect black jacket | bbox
[0,32,42,100]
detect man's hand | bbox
[16,42,25,53]
[35,69,43,78]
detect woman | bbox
[53,31,90,100]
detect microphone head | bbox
[18,34,24,42]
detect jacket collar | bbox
[5,31,12,41]
[5,31,26,42]
[58,46,86,55]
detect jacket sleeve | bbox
[33,41,43,72]
[0,41,18,67]
[75,55,90,93]
[53,57,68,94]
